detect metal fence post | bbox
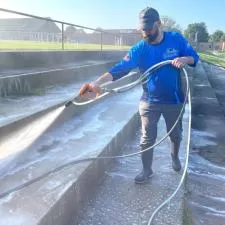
[100,32,103,51]
[62,23,64,50]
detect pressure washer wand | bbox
[65,100,73,107]
[64,86,117,107]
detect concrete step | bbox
[0,60,139,127]
[184,61,225,225]
[203,62,225,114]
[0,61,116,97]
[0,60,109,78]
[0,61,115,126]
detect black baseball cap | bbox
[139,7,160,30]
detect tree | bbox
[208,34,213,42]
[161,16,182,33]
[65,25,76,34]
[221,34,225,42]
[184,22,209,42]
[93,27,104,34]
[64,25,78,41]
[211,30,224,42]
[64,25,86,41]
[96,27,103,31]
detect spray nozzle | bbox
[65,101,73,107]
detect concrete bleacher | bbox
[0,49,225,225]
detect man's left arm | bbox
[172,56,196,68]
[172,33,199,68]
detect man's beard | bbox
[144,27,159,43]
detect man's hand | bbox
[172,56,195,68]
[78,72,113,99]
[79,83,101,99]
[171,57,187,68]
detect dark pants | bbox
[138,101,184,170]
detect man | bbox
[79,7,199,184]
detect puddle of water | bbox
[191,129,217,148]
[187,142,225,225]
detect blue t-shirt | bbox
[109,31,199,104]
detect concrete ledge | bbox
[207,78,225,89]
[192,85,216,98]
[190,61,224,116]
[191,98,224,116]
[0,50,126,69]
[214,91,225,108]
[0,61,116,96]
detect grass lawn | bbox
[199,52,225,67]
[1,40,225,68]
[0,40,130,51]
[217,52,225,58]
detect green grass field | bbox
[217,52,225,58]
[199,52,225,67]
[0,40,130,51]
[1,40,225,68]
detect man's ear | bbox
[156,20,161,26]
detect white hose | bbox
[0,60,191,225]
[68,60,192,224]
[147,64,191,225]
[68,60,174,106]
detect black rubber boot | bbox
[135,149,153,184]
[171,142,181,172]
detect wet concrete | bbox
[203,63,225,116]
[184,61,225,225]
[0,77,142,225]
[186,154,225,225]
[199,62,225,165]
[0,61,116,126]
[1,58,225,225]
[75,106,190,225]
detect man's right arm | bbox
[92,72,113,86]
[79,41,144,97]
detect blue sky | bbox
[0,0,224,34]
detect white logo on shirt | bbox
[163,48,178,59]
[123,53,130,61]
